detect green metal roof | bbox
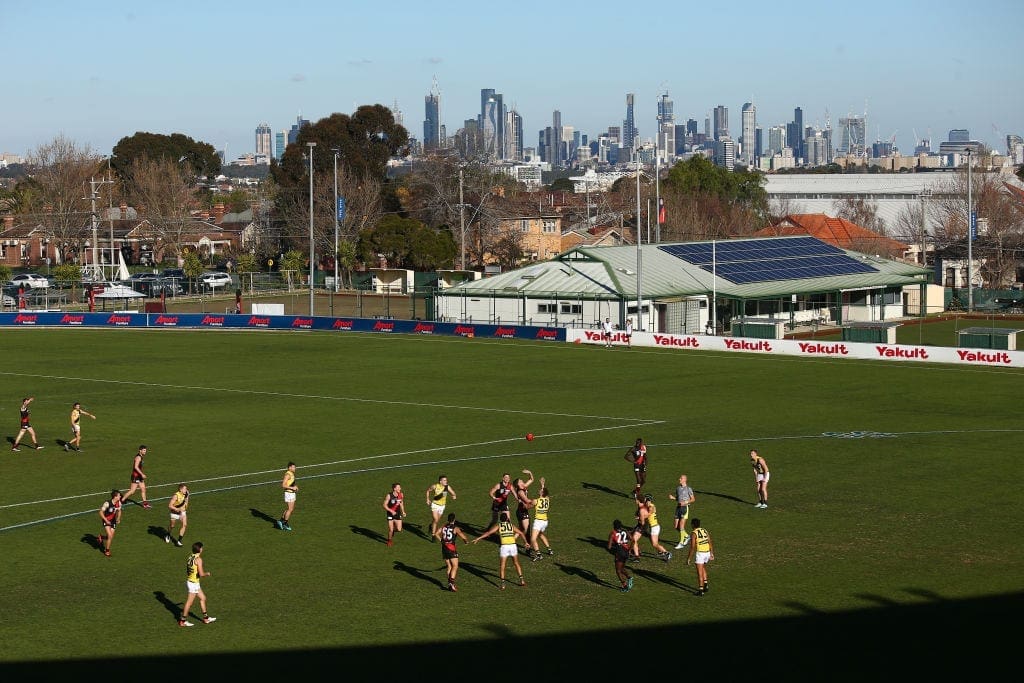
[440,236,932,300]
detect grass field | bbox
[1,328,1021,678]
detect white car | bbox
[10,273,51,289]
[199,272,232,289]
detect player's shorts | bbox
[72,424,81,435]
[186,580,201,594]
[103,522,117,530]
[613,545,630,562]
[631,524,644,537]
[491,501,509,513]
[284,491,296,503]
[442,543,458,560]
[756,472,770,483]
[20,421,31,429]
[130,474,144,484]
[499,543,519,558]
[533,519,548,533]
[675,505,690,521]
[694,550,711,565]
[633,464,646,473]
[430,502,445,516]
[649,524,661,537]
[170,512,185,522]
[516,506,530,523]
[386,511,402,521]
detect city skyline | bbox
[4,0,1022,161]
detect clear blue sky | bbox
[4,0,1022,160]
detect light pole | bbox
[635,158,642,330]
[332,149,340,297]
[85,175,114,280]
[307,141,316,316]
[459,167,466,270]
[965,148,973,312]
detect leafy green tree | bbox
[0,264,12,283]
[356,216,455,270]
[659,156,769,240]
[110,132,220,180]
[548,177,575,192]
[336,240,358,289]
[279,249,306,289]
[182,251,203,280]
[235,253,258,274]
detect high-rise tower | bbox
[623,94,636,161]
[740,103,756,167]
[480,88,505,160]
[656,91,675,164]
[713,105,729,141]
[255,123,272,159]
[424,79,441,151]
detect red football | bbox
[526,433,534,441]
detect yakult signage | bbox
[565,328,1023,368]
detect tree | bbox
[235,253,258,274]
[182,251,203,280]
[26,135,103,266]
[658,156,770,241]
[279,249,305,290]
[356,215,456,271]
[548,177,575,192]
[123,157,197,265]
[269,106,405,271]
[397,157,520,267]
[833,197,887,234]
[110,132,220,180]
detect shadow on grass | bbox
[350,525,387,544]
[554,562,609,588]
[3,591,1018,677]
[402,521,431,541]
[631,566,694,593]
[152,591,179,621]
[581,481,632,499]
[148,525,169,542]
[693,488,747,505]
[80,533,103,553]
[393,561,445,589]
[249,508,277,527]
[456,561,496,584]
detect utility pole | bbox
[459,167,466,270]
[635,159,642,330]
[307,141,316,316]
[86,176,114,280]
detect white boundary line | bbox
[0,370,656,422]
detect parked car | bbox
[10,273,51,289]
[199,271,232,290]
[160,268,193,294]
[127,272,182,297]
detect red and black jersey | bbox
[440,521,458,546]
[131,455,145,478]
[101,498,121,524]
[386,491,404,514]
[612,528,630,548]
[491,482,512,511]
[633,446,647,467]
[20,408,29,428]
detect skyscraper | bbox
[768,126,787,156]
[287,115,310,145]
[740,103,756,167]
[839,116,867,157]
[423,84,441,151]
[505,109,523,161]
[656,91,675,164]
[714,137,736,170]
[551,110,563,166]
[622,94,636,161]
[713,105,729,141]
[255,123,272,160]
[275,131,286,161]
[480,89,504,160]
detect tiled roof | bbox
[754,214,909,255]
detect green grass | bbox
[1,329,1021,676]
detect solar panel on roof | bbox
[658,237,879,285]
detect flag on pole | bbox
[657,197,666,225]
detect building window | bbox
[543,219,556,233]
[559,303,581,314]
[521,219,529,233]
[537,303,556,313]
